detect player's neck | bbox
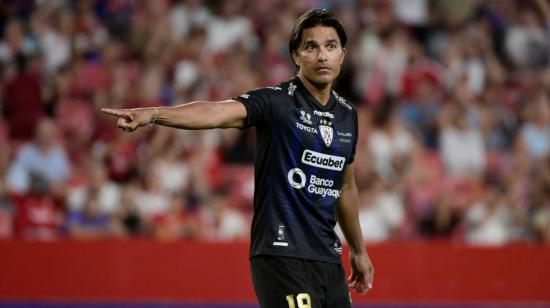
[297,74,332,106]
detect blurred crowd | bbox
[0,0,549,245]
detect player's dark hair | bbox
[288,8,347,68]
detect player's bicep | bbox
[213,100,248,128]
[233,88,279,127]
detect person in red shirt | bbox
[12,173,64,240]
[4,53,45,141]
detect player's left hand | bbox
[348,251,375,294]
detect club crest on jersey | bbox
[319,118,333,147]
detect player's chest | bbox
[281,104,355,154]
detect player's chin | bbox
[311,73,335,85]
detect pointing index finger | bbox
[102,108,130,119]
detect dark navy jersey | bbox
[234,76,358,264]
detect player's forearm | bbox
[152,100,246,129]
[337,186,367,255]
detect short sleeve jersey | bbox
[234,76,358,264]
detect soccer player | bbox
[103,8,374,308]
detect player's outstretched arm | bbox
[101,100,247,132]
[337,162,375,294]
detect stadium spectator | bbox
[3,53,44,141]
[153,192,197,241]
[67,160,121,216]
[505,3,548,70]
[205,1,258,54]
[393,0,429,27]
[0,19,25,65]
[465,184,513,246]
[6,119,70,195]
[111,183,142,237]
[398,41,443,149]
[35,9,72,73]
[12,173,64,241]
[356,25,409,106]
[439,104,486,179]
[133,166,171,235]
[103,130,138,183]
[480,82,518,151]
[518,90,550,162]
[170,0,212,41]
[417,192,462,239]
[146,129,191,195]
[368,99,416,182]
[197,188,248,242]
[355,177,405,243]
[67,193,114,240]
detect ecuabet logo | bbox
[301,150,345,171]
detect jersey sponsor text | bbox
[296,122,318,134]
[314,110,335,119]
[307,175,340,198]
[301,150,345,171]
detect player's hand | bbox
[102,108,154,132]
[348,251,374,294]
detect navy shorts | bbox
[250,255,353,308]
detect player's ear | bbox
[340,47,346,65]
[292,50,301,67]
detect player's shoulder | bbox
[331,90,356,114]
[237,80,291,100]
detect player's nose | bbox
[317,47,328,62]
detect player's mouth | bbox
[315,66,331,73]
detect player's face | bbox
[293,26,346,87]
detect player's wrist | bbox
[149,107,159,126]
[349,245,367,256]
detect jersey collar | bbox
[293,76,336,111]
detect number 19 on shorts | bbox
[286,293,311,308]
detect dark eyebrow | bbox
[304,39,319,46]
[302,38,340,48]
